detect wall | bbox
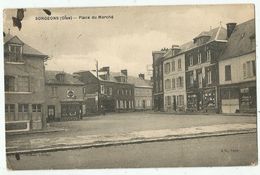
[134,87,152,110]
[5,55,46,130]
[219,52,256,85]
[45,84,84,119]
[163,53,187,111]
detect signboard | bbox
[67,90,75,98]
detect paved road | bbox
[7,112,257,140]
[7,133,257,169]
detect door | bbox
[172,96,176,111]
[142,100,146,109]
[47,105,55,122]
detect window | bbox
[5,75,15,92]
[100,85,105,94]
[243,60,256,79]
[51,86,57,96]
[176,77,184,88]
[172,61,175,71]
[159,80,162,91]
[109,87,112,95]
[117,89,120,95]
[7,44,23,62]
[189,73,194,86]
[206,49,211,62]
[18,76,29,92]
[165,79,171,90]
[198,51,202,64]
[32,104,42,112]
[83,87,86,94]
[164,63,171,74]
[172,78,175,89]
[18,104,28,113]
[5,104,15,112]
[166,96,171,105]
[177,95,184,106]
[198,73,203,88]
[189,55,193,66]
[178,59,181,70]
[207,71,212,84]
[225,65,231,81]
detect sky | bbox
[3,4,255,78]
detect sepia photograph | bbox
[1,2,258,171]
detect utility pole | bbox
[95,60,100,113]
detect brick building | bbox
[218,19,256,113]
[75,67,135,113]
[185,25,227,112]
[4,34,48,131]
[45,71,85,121]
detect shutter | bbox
[243,63,246,78]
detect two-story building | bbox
[128,74,153,110]
[152,49,167,111]
[75,67,135,113]
[4,33,48,131]
[45,71,85,121]
[185,25,227,112]
[218,19,256,113]
[163,45,187,112]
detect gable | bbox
[5,36,24,45]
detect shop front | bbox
[60,100,83,121]
[220,81,256,113]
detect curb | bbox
[6,129,256,155]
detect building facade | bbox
[128,74,153,111]
[163,46,187,112]
[219,19,256,113]
[45,71,85,121]
[4,34,48,131]
[185,26,227,112]
[152,50,167,111]
[75,68,135,113]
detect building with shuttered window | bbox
[218,19,256,113]
[4,33,48,131]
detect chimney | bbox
[121,69,128,77]
[139,73,145,80]
[226,23,237,38]
[171,45,181,56]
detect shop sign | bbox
[67,90,75,98]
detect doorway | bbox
[47,105,55,122]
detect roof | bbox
[220,19,255,60]
[163,26,227,59]
[127,76,152,88]
[4,33,48,57]
[45,70,84,85]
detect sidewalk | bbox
[6,123,256,155]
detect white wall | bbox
[219,52,256,85]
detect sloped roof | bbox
[127,76,152,88]
[220,19,255,60]
[4,33,48,57]
[164,26,227,59]
[45,70,84,85]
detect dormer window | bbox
[7,44,23,62]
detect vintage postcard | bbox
[2,4,257,170]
